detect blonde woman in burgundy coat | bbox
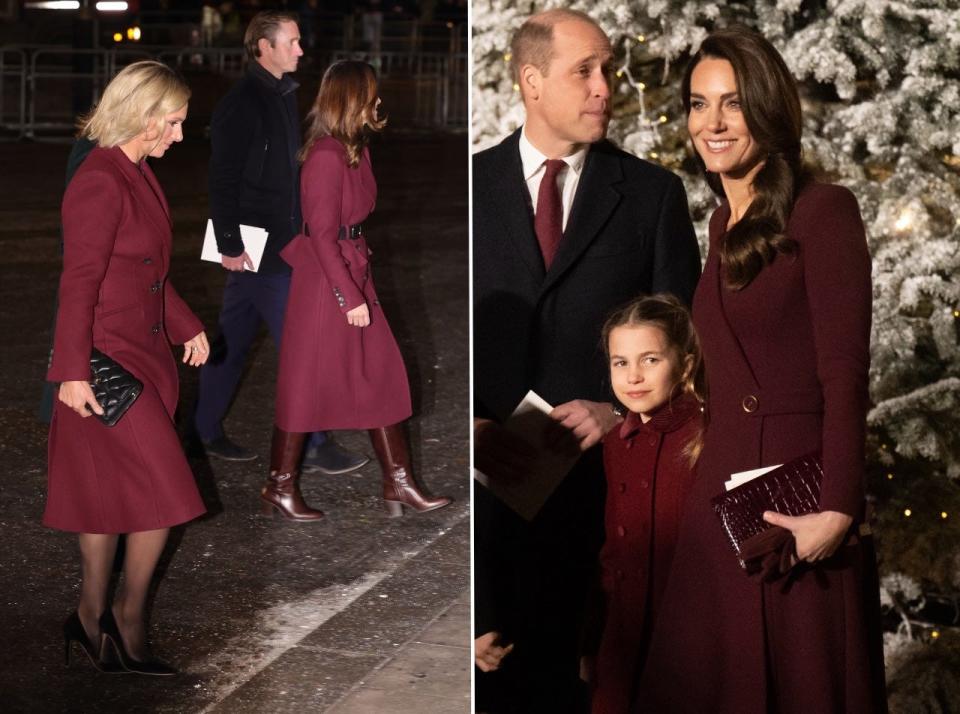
[264,61,451,521]
[48,61,208,676]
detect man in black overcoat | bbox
[472,9,702,712]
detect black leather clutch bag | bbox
[711,453,823,571]
[89,348,143,426]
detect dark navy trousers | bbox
[193,270,325,447]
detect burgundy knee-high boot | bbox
[260,426,324,521]
[368,423,452,517]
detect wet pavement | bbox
[0,131,469,712]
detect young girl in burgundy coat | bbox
[265,61,450,520]
[589,294,704,714]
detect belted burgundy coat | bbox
[44,146,205,534]
[275,137,411,431]
[636,183,887,713]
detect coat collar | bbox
[619,393,702,440]
[99,145,171,233]
[701,201,762,392]
[489,129,548,282]
[541,140,624,295]
[487,129,626,290]
[248,61,299,96]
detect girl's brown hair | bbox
[602,293,705,464]
[681,25,812,290]
[299,61,385,167]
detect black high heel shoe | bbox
[98,610,178,677]
[63,611,124,674]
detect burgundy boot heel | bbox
[260,427,324,521]
[368,424,452,517]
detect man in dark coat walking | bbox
[194,10,367,478]
[472,9,701,712]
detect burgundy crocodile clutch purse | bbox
[711,453,823,571]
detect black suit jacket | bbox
[473,128,701,641]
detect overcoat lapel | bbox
[703,252,761,393]
[105,148,172,239]
[492,131,546,283]
[540,145,622,297]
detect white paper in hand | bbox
[201,219,268,272]
[473,390,581,521]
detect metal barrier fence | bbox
[0,45,466,140]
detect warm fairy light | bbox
[887,473,894,480]
[932,630,941,639]
[616,70,623,77]
[895,208,913,232]
[512,83,519,92]
[659,115,668,123]
[649,152,659,159]
[942,511,949,519]
[112,32,123,42]
[504,53,511,62]
[638,82,646,90]
[904,508,912,517]
[637,34,646,42]
[953,310,959,318]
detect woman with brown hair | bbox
[265,60,450,520]
[635,27,886,712]
[48,60,208,675]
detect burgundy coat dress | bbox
[635,184,887,713]
[45,146,206,535]
[592,397,701,714]
[275,137,411,431]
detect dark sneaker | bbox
[202,436,258,462]
[301,439,370,475]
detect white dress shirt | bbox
[519,126,589,232]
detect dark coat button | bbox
[150,282,160,293]
[143,257,153,265]
[151,324,161,334]
[742,395,759,413]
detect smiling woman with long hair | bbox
[264,61,451,521]
[635,27,887,713]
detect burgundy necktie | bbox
[534,159,565,270]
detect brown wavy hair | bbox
[601,293,705,465]
[299,61,386,168]
[681,26,811,290]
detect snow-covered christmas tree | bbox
[473,0,960,705]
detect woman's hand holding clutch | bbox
[346,303,370,327]
[762,509,853,564]
[58,380,104,418]
[182,332,210,367]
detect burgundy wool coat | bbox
[44,146,206,534]
[275,137,411,431]
[592,397,702,714]
[635,184,887,713]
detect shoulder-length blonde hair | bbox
[299,61,386,168]
[79,60,191,147]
